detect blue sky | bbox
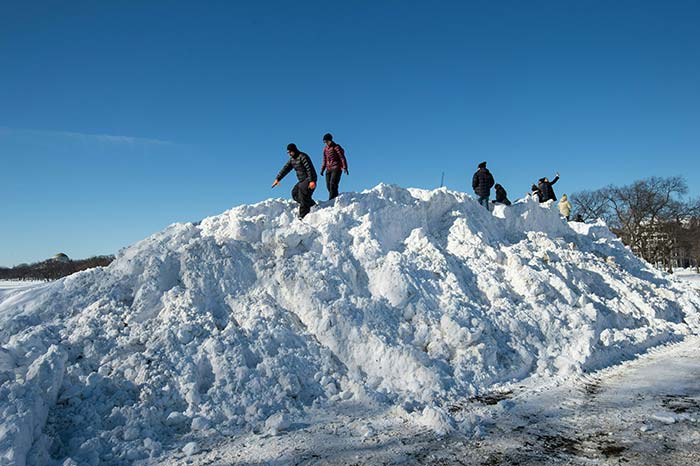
[1,0,699,266]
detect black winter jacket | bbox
[538,175,559,202]
[472,168,495,197]
[276,152,318,184]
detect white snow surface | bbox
[1,184,700,465]
[674,268,700,290]
[0,281,47,304]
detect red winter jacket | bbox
[321,143,348,172]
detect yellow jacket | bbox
[558,195,572,217]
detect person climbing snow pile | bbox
[320,133,348,201]
[529,184,543,202]
[537,172,560,202]
[472,161,495,209]
[272,143,318,219]
[559,194,572,220]
[493,183,511,206]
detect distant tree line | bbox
[0,255,114,281]
[571,176,700,271]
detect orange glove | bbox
[309,181,316,189]
[271,180,280,188]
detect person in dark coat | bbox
[530,184,543,202]
[537,173,560,202]
[272,143,318,219]
[472,161,495,209]
[493,183,511,206]
[320,133,348,200]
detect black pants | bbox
[292,180,316,219]
[325,169,342,200]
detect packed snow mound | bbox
[2,184,700,465]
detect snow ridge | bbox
[1,184,699,465]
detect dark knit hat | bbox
[287,143,298,152]
[322,133,333,142]
[478,161,487,169]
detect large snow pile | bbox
[2,184,699,465]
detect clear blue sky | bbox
[1,0,699,266]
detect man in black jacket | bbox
[472,161,495,209]
[272,143,318,219]
[537,173,560,202]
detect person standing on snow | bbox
[272,143,318,219]
[538,173,560,202]
[529,184,543,202]
[493,183,512,206]
[558,194,572,220]
[320,133,348,201]
[472,161,495,209]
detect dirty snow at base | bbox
[1,184,699,466]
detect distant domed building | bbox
[52,253,71,263]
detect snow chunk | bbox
[413,406,454,436]
[265,413,291,436]
[651,413,677,424]
[0,347,15,372]
[0,345,66,466]
[191,416,210,431]
[182,441,199,456]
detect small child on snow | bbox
[559,194,572,221]
[493,184,511,206]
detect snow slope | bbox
[1,184,699,465]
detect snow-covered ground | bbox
[149,337,700,465]
[1,185,699,466]
[0,280,46,295]
[0,280,44,289]
[674,268,700,290]
[0,280,50,313]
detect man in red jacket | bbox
[320,133,348,200]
